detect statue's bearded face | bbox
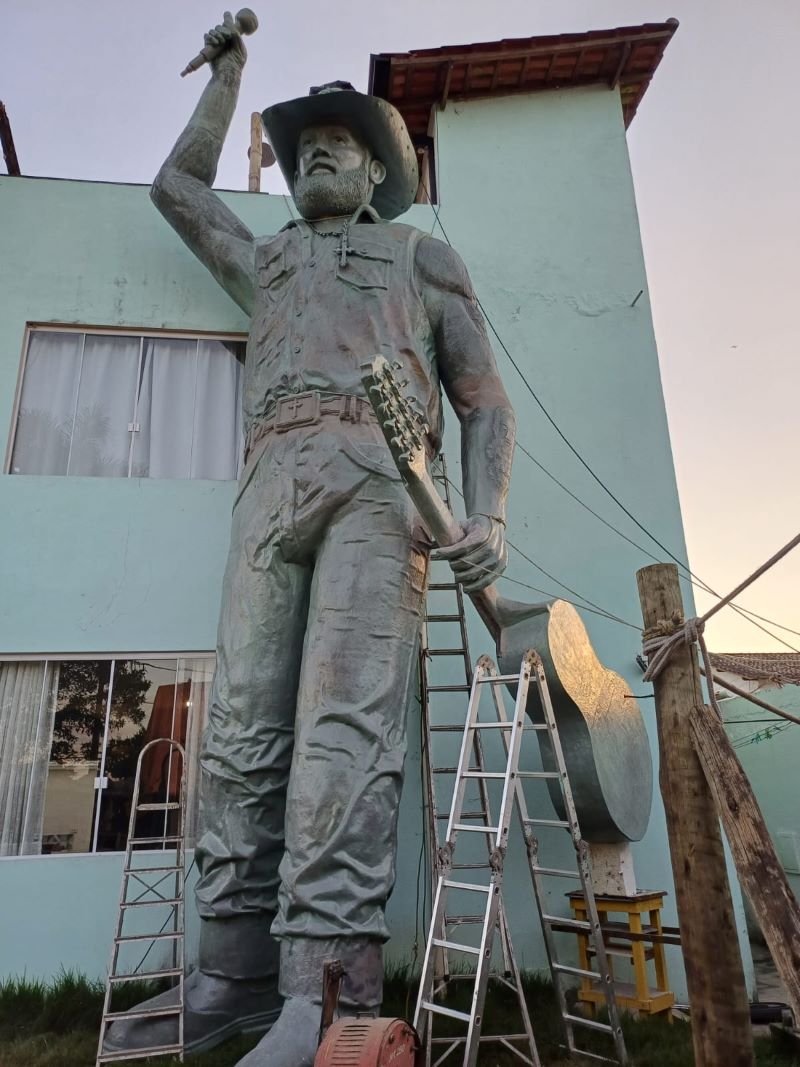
[294,123,385,219]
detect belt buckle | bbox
[275,391,320,432]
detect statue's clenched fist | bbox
[438,514,508,593]
[204,10,248,72]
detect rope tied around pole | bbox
[641,530,800,724]
[642,611,723,717]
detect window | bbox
[0,656,213,856]
[9,329,245,479]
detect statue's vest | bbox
[245,219,442,443]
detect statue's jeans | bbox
[194,419,429,960]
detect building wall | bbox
[0,83,753,996]
[721,684,800,914]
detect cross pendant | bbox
[336,233,355,267]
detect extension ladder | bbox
[419,459,538,1064]
[96,738,187,1064]
[415,650,629,1066]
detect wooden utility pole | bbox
[637,563,754,1067]
[248,111,262,192]
[690,704,800,1024]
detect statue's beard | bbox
[294,165,372,220]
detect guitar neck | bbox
[403,467,501,642]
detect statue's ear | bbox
[369,159,386,186]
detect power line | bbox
[515,441,800,642]
[437,470,639,630]
[421,190,799,652]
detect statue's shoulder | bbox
[413,232,472,296]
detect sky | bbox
[3,0,799,653]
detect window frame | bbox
[0,650,215,860]
[4,323,248,477]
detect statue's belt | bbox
[243,391,379,464]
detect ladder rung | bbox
[428,648,468,657]
[541,915,591,931]
[124,865,182,875]
[557,1049,619,1064]
[532,865,581,879]
[420,1001,472,1023]
[524,724,549,731]
[128,836,182,845]
[477,673,521,684]
[429,583,459,591]
[426,614,462,622]
[438,811,486,820]
[452,823,499,834]
[428,685,471,694]
[136,801,181,811]
[121,897,182,908]
[109,968,183,983]
[452,862,492,871]
[563,1012,614,1034]
[517,771,561,779]
[104,1005,182,1022]
[443,879,492,893]
[115,931,183,943]
[445,915,485,924]
[462,771,506,779]
[470,722,514,730]
[432,767,458,774]
[552,962,602,981]
[524,817,570,828]
[432,938,480,956]
[98,1047,183,1064]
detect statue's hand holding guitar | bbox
[436,514,508,594]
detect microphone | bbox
[180,9,259,77]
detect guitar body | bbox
[495,596,652,843]
[362,356,653,844]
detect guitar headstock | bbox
[361,356,430,481]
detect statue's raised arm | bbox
[151,12,256,315]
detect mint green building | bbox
[0,21,754,1000]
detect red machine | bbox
[314,962,420,1067]
[316,1017,420,1067]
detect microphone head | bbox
[235,8,259,34]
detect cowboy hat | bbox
[261,81,419,220]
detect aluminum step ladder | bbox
[96,738,187,1064]
[418,456,539,1067]
[415,651,628,1067]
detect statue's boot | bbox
[235,937,382,1067]
[103,917,282,1056]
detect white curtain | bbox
[0,662,59,856]
[178,656,214,846]
[133,339,243,480]
[12,331,243,480]
[67,334,140,476]
[10,332,83,474]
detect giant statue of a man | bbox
[107,14,516,1067]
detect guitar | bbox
[361,356,652,844]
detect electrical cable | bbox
[437,469,639,629]
[420,187,799,651]
[514,442,800,642]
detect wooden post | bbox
[637,563,754,1067]
[690,704,800,1023]
[248,111,262,192]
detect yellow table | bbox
[567,890,676,1017]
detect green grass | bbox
[0,969,796,1067]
